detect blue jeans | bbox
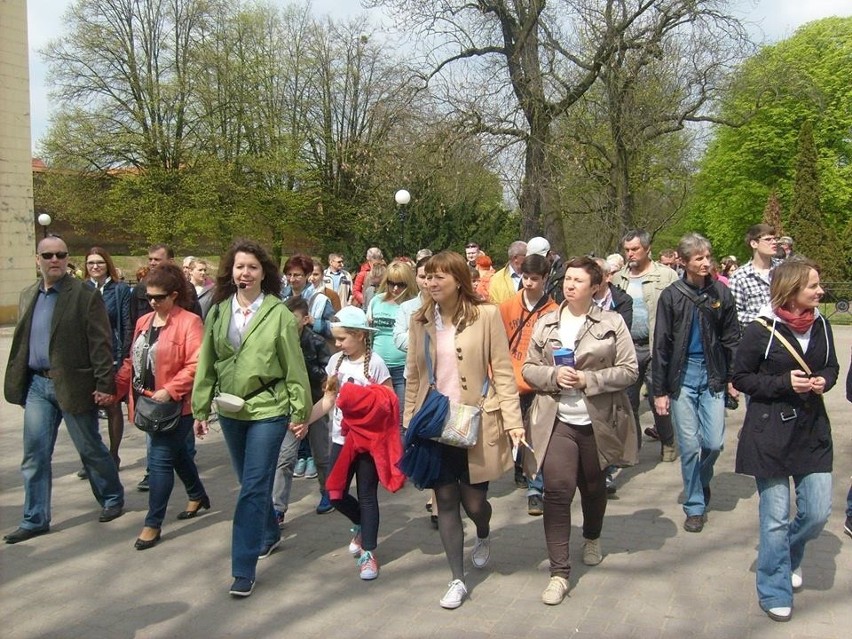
[219,415,288,580]
[20,375,124,530]
[388,365,406,425]
[754,473,832,609]
[145,415,206,528]
[669,357,725,516]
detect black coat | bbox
[652,277,739,397]
[732,315,839,478]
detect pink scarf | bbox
[774,306,816,333]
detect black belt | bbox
[633,339,649,347]
[30,369,52,378]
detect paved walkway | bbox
[0,327,849,639]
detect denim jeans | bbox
[669,357,725,517]
[388,364,406,425]
[20,375,124,530]
[219,415,288,580]
[145,415,206,528]
[754,473,832,609]
[273,415,330,513]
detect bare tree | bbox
[43,0,214,171]
[365,0,751,252]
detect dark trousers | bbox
[329,443,380,552]
[625,343,674,447]
[542,421,607,578]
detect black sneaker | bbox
[528,495,544,516]
[137,475,150,492]
[844,516,852,539]
[76,467,88,480]
[229,577,255,597]
[258,539,281,560]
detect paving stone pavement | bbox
[0,326,849,639]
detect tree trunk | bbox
[519,114,565,254]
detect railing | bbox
[821,282,852,317]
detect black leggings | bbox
[435,480,491,581]
[329,443,380,552]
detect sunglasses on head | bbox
[145,293,170,302]
[40,252,69,260]
[387,281,406,288]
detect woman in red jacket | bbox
[116,264,208,550]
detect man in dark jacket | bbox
[652,233,739,534]
[3,236,125,544]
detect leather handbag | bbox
[132,323,182,434]
[134,394,182,433]
[423,333,489,448]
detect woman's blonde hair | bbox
[377,260,417,302]
[769,259,820,310]
[414,251,483,331]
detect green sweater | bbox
[192,295,311,422]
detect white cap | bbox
[526,236,551,257]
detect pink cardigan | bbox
[116,306,204,419]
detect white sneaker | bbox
[791,568,803,591]
[348,526,362,556]
[541,576,569,605]
[766,606,792,622]
[471,536,490,568]
[439,579,468,609]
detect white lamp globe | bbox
[37,213,52,227]
[394,189,411,206]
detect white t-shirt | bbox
[556,308,592,425]
[326,352,391,445]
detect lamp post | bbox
[394,189,411,257]
[37,213,52,238]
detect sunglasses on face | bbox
[465,244,478,249]
[387,281,406,289]
[40,252,69,260]
[145,293,170,302]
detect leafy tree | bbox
[687,17,852,272]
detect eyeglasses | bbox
[387,281,406,289]
[40,251,69,260]
[145,293,170,302]
[758,236,778,243]
[86,261,106,267]
[465,243,478,249]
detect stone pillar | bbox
[0,0,36,324]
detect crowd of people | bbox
[3,227,850,621]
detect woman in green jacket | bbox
[192,239,310,598]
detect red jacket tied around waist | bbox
[326,383,405,500]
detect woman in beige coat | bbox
[522,256,638,606]
[404,251,524,610]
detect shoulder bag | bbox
[133,324,183,434]
[424,333,489,448]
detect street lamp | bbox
[37,213,52,238]
[394,189,411,256]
